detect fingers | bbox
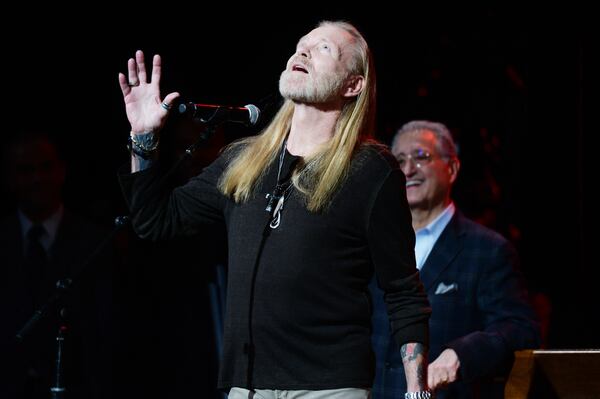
[126,50,148,86]
[124,50,162,87]
[152,54,162,86]
[427,348,460,390]
[428,372,450,389]
[118,73,130,95]
[127,56,139,86]
[427,365,457,390]
[160,92,181,113]
[136,50,148,84]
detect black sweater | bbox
[118,143,430,390]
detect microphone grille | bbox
[245,104,261,126]
[178,102,192,114]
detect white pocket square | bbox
[434,282,458,295]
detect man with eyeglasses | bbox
[370,120,540,399]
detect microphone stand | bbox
[49,324,67,399]
[15,111,223,398]
[16,216,129,398]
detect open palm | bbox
[118,50,179,134]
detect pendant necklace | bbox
[265,139,293,229]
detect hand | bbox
[118,50,180,134]
[427,348,460,390]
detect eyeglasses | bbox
[395,149,434,169]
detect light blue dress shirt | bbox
[414,202,455,269]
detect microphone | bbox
[178,102,261,126]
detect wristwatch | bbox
[405,391,432,399]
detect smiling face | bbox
[279,24,357,104]
[392,129,459,211]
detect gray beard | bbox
[279,69,347,103]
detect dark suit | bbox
[0,209,112,399]
[370,211,540,399]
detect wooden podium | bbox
[505,350,600,398]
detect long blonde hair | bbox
[218,21,376,212]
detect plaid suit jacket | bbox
[370,212,540,399]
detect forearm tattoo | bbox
[401,342,427,389]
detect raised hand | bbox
[118,50,180,134]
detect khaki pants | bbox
[228,387,371,399]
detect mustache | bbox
[288,56,312,71]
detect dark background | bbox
[2,5,595,397]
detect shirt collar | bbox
[18,205,64,247]
[416,202,455,237]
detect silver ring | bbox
[128,81,140,87]
[161,102,172,111]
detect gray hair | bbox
[391,120,458,159]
